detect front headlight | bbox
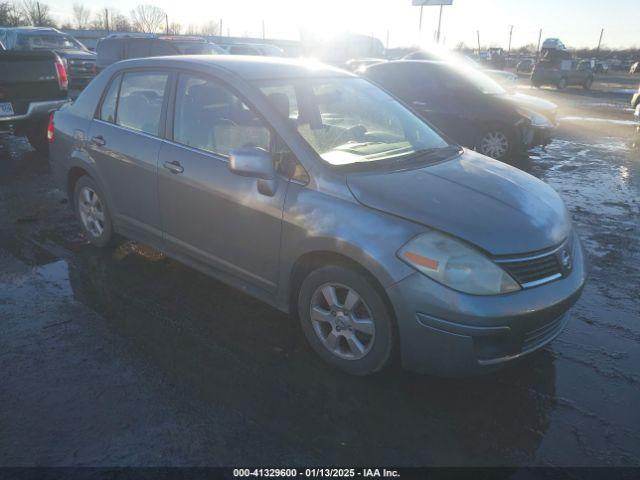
[517,107,553,128]
[398,231,521,295]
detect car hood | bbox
[55,49,96,60]
[346,150,571,256]
[501,92,557,114]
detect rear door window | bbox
[116,71,168,136]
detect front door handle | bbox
[412,101,429,108]
[162,160,184,174]
[91,135,106,147]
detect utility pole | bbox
[165,13,169,34]
[386,29,389,50]
[36,1,42,25]
[104,8,109,33]
[536,28,542,61]
[418,5,424,33]
[476,30,481,53]
[596,28,604,52]
[508,25,513,54]
[436,4,443,43]
[262,20,265,39]
[219,18,223,37]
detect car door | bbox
[407,65,476,146]
[87,69,169,244]
[157,72,288,292]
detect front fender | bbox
[276,182,423,311]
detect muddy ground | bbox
[1,79,639,467]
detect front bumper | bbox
[518,122,555,151]
[385,237,587,376]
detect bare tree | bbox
[168,21,181,35]
[21,0,55,26]
[72,3,90,29]
[199,19,219,36]
[111,12,131,32]
[130,4,165,33]
[0,1,26,26]
[90,8,108,30]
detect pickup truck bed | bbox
[0,50,69,153]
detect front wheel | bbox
[557,77,567,90]
[583,77,593,90]
[477,126,513,161]
[297,265,394,376]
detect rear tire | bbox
[26,121,49,156]
[557,77,567,90]
[297,265,394,376]
[73,176,115,248]
[583,77,593,90]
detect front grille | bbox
[500,254,561,286]
[495,238,573,288]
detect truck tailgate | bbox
[0,51,66,116]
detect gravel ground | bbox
[0,79,639,467]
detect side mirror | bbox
[229,147,275,180]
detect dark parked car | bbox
[516,58,534,74]
[0,27,96,89]
[217,42,285,56]
[50,56,585,377]
[0,49,69,153]
[96,35,224,72]
[531,58,594,90]
[363,60,557,161]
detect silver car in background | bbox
[50,56,587,376]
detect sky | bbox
[48,0,638,50]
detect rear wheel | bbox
[298,265,394,376]
[557,77,567,90]
[583,76,593,90]
[26,121,49,156]
[74,176,115,248]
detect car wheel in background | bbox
[26,120,49,156]
[583,77,593,90]
[297,265,394,376]
[477,126,513,161]
[557,77,567,90]
[74,176,115,248]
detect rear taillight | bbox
[47,113,55,143]
[54,55,68,90]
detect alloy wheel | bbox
[78,186,105,238]
[309,283,375,360]
[479,131,509,159]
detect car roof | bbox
[113,55,352,81]
[5,27,62,33]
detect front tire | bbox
[297,265,394,376]
[583,76,593,90]
[74,176,115,248]
[477,126,514,161]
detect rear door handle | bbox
[412,101,429,108]
[162,160,184,174]
[90,135,106,147]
